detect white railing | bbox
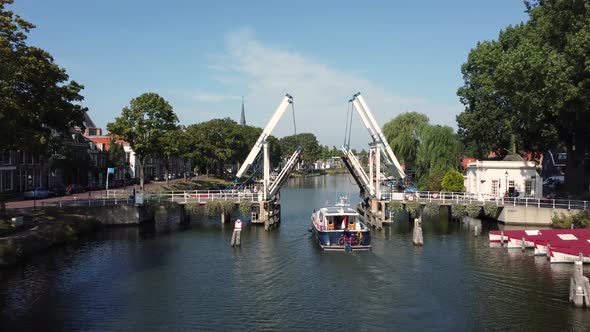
[153,189,260,204]
[384,190,589,211]
[40,189,261,208]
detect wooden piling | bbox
[413,218,424,246]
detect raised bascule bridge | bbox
[339,92,407,229]
[163,94,303,231]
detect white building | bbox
[464,160,542,198]
[123,144,140,178]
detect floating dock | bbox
[489,228,590,263]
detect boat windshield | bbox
[325,215,359,230]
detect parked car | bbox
[66,184,85,195]
[543,176,564,189]
[23,187,53,199]
[50,184,67,197]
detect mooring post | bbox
[500,230,505,246]
[546,243,551,260]
[474,225,478,237]
[521,237,526,252]
[569,256,590,308]
[413,218,423,246]
[231,219,242,247]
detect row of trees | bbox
[457,0,590,194]
[106,92,345,188]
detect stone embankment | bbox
[0,202,188,267]
[0,214,99,267]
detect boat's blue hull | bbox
[310,225,371,251]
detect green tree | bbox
[441,170,465,192]
[415,125,460,189]
[425,169,446,192]
[157,127,188,185]
[457,0,590,194]
[107,93,178,190]
[280,133,321,165]
[107,138,125,170]
[0,0,86,151]
[383,112,429,170]
[456,40,514,159]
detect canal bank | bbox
[0,202,189,267]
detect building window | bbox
[491,180,499,195]
[1,150,10,165]
[1,170,13,191]
[19,151,25,165]
[525,180,532,196]
[125,152,130,164]
[471,174,476,193]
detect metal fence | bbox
[384,190,588,211]
[40,189,261,208]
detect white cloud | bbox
[202,27,460,148]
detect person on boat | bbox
[341,216,347,229]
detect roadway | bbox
[5,178,187,210]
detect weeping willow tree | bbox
[382,112,429,171]
[415,125,460,189]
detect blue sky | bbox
[11,0,529,148]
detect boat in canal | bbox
[310,193,371,251]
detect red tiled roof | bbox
[85,135,129,151]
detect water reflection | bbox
[0,174,589,331]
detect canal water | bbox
[1,175,589,331]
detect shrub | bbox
[483,203,499,218]
[425,202,439,215]
[451,203,466,218]
[205,201,221,216]
[465,203,481,218]
[406,201,421,217]
[239,201,253,217]
[425,169,446,191]
[552,210,590,229]
[441,170,465,192]
[389,201,403,212]
[185,203,200,214]
[220,201,236,214]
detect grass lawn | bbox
[148,176,232,192]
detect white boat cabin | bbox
[314,206,366,231]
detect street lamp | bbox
[505,171,509,197]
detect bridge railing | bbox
[151,190,261,204]
[41,197,136,207]
[385,190,589,211]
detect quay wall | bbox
[0,203,187,267]
[0,216,100,267]
[496,205,571,226]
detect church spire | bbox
[240,96,246,125]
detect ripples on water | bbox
[1,175,589,331]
